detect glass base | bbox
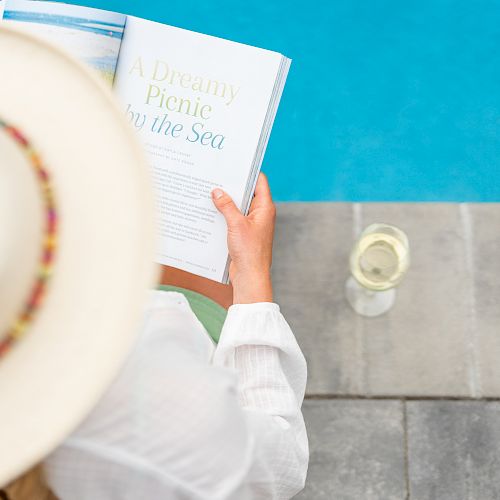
[345,276,395,317]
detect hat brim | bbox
[0,25,157,485]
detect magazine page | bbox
[0,0,125,85]
[114,16,282,282]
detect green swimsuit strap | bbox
[157,285,227,344]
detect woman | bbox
[4,174,308,500]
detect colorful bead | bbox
[0,119,57,358]
[45,234,57,250]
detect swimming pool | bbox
[55,0,500,202]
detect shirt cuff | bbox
[227,302,280,314]
[217,301,293,355]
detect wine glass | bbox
[345,223,410,317]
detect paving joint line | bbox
[460,203,482,397]
[305,394,500,401]
[402,400,411,500]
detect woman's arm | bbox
[213,303,308,499]
[211,175,309,499]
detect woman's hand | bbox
[211,173,275,304]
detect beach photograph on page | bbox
[1,0,125,84]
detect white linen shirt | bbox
[45,290,309,499]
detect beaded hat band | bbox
[0,119,57,358]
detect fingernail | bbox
[212,188,224,199]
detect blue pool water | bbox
[52,0,500,201]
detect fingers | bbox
[248,173,276,220]
[211,188,243,227]
[252,173,273,209]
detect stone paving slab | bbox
[273,202,500,397]
[359,204,472,397]
[296,399,406,500]
[469,205,500,396]
[272,203,365,394]
[407,401,500,500]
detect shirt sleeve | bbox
[213,303,309,500]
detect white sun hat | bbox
[0,24,158,486]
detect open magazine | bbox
[0,0,290,283]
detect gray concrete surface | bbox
[273,202,500,398]
[471,206,500,396]
[407,401,500,500]
[296,400,406,500]
[272,203,500,499]
[272,204,361,395]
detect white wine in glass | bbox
[346,223,410,317]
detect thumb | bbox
[211,188,243,227]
